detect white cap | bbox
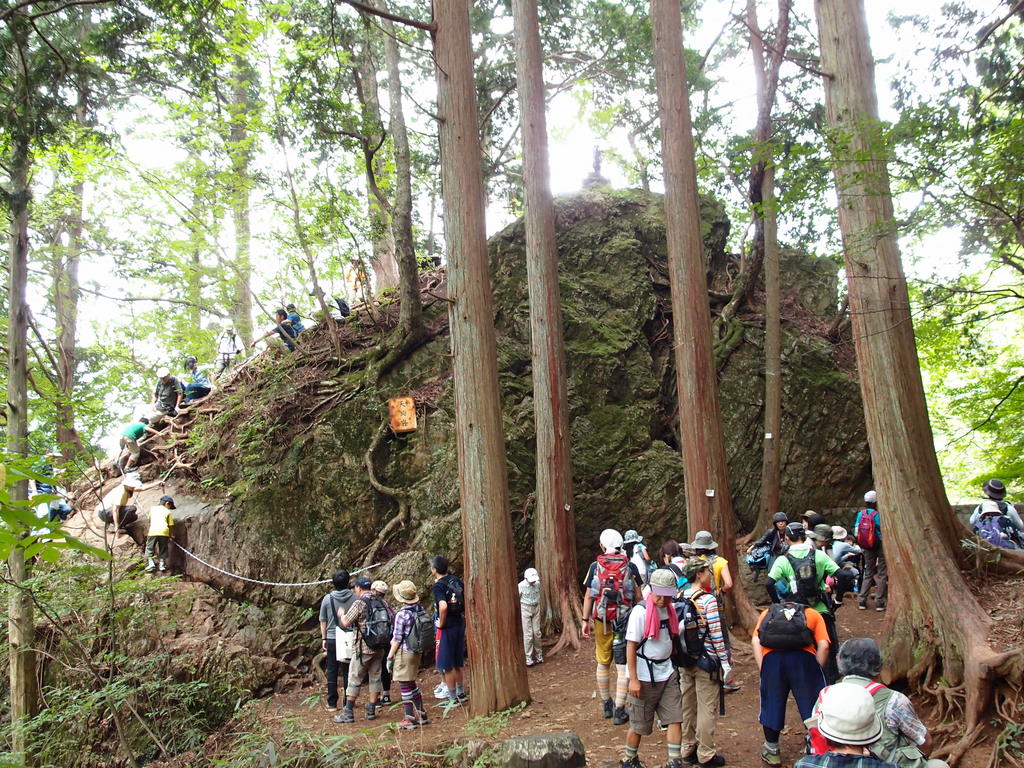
[599,528,623,554]
[156,366,170,378]
[864,490,877,504]
[524,567,539,583]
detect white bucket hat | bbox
[817,683,883,746]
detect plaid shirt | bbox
[795,753,899,768]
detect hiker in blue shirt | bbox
[285,304,306,334]
[181,356,212,404]
[854,491,886,612]
[253,309,298,352]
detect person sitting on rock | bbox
[827,527,861,603]
[795,683,899,768]
[333,577,388,723]
[150,367,181,422]
[118,417,161,471]
[180,356,212,405]
[621,568,687,768]
[807,638,948,768]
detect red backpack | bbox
[807,681,885,754]
[856,508,879,549]
[593,553,635,623]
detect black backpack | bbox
[440,574,465,619]
[360,596,394,650]
[335,297,351,317]
[786,551,823,605]
[673,593,709,667]
[758,602,815,650]
[402,605,436,660]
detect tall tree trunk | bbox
[380,5,424,344]
[6,19,38,753]
[746,0,790,531]
[813,0,1024,757]
[186,185,204,330]
[434,0,530,715]
[650,0,757,632]
[357,40,399,293]
[228,53,254,346]
[512,0,581,652]
[54,46,90,460]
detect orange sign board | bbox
[388,397,418,433]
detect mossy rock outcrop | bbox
[176,188,869,608]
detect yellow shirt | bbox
[148,505,174,537]
[699,554,728,594]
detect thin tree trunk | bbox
[228,53,254,346]
[187,185,204,330]
[650,0,758,632]
[379,3,424,343]
[434,0,530,715]
[512,0,581,653]
[814,0,1024,752]
[6,17,38,750]
[757,165,782,530]
[357,40,399,292]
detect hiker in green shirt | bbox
[119,417,160,470]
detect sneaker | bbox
[158,560,167,572]
[526,659,534,667]
[433,682,449,700]
[397,716,419,730]
[380,694,392,704]
[875,603,886,612]
[723,681,743,693]
[365,703,377,720]
[658,719,668,731]
[417,711,430,726]
[611,706,629,725]
[440,695,461,714]
[456,690,469,702]
[857,602,867,611]
[620,758,646,768]
[699,755,725,768]
[536,656,544,664]
[602,698,614,718]
[332,710,355,724]
[760,748,781,767]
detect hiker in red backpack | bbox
[582,528,643,725]
[806,638,949,768]
[854,491,886,612]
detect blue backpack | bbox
[975,514,1019,549]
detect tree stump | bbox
[496,732,586,768]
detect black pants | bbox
[821,611,839,684]
[324,639,350,707]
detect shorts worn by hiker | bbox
[758,649,827,732]
[626,669,684,736]
[593,616,615,666]
[436,622,466,672]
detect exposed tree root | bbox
[360,420,412,568]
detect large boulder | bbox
[175,187,869,604]
[496,732,586,768]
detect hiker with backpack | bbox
[430,555,468,705]
[968,479,1023,532]
[319,569,357,712]
[519,567,544,666]
[624,530,654,583]
[854,491,887,612]
[795,683,900,768]
[690,531,738,693]
[372,580,396,703]
[582,529,643,725]
[767,523,840,683]
[827,527,861,603]
[620,569,687,768]
[805,638,948,768]
[972,500,1022,549]
[676,558,730,768]
[333,577,392,723]
[746,513,790,602]
[751,598,831,766]
[386,580,433,730]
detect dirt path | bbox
[246,596,989,768]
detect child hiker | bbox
[519,567,543,666]
[145,495,175,573]
[386,580,431,730]
[622,568,686,768]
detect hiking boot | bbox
[681,747,699,766]
[602,698,615,718]
[332,709,355,724]
[620,757,646,768]
[611,706,629,725]
[699,755,725,768]
[365,703,377,720]
[760,747,781,766]
[397,716,419,730]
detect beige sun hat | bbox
[392,580,419,604]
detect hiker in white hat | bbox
[518,567,543,666]
[796,682,895,768]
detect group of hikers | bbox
[575,498,952,768]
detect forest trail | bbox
[220,600,988,768]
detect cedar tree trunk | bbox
[433,0,531,715]
[228,53,254,346]
[512,0,581,651]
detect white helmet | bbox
[599,528,623,553]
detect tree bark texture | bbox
[511,0,582,652]
[380,5,425,342]
[6,28,39,750]
[757,165,782,529]
[228,53,255,346]
[814,0,1024,752]
[434,0,530,715]
[650,0,758,632]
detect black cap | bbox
[159,495,176,509]
[773,512,788,523]
[785,522,805,539]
